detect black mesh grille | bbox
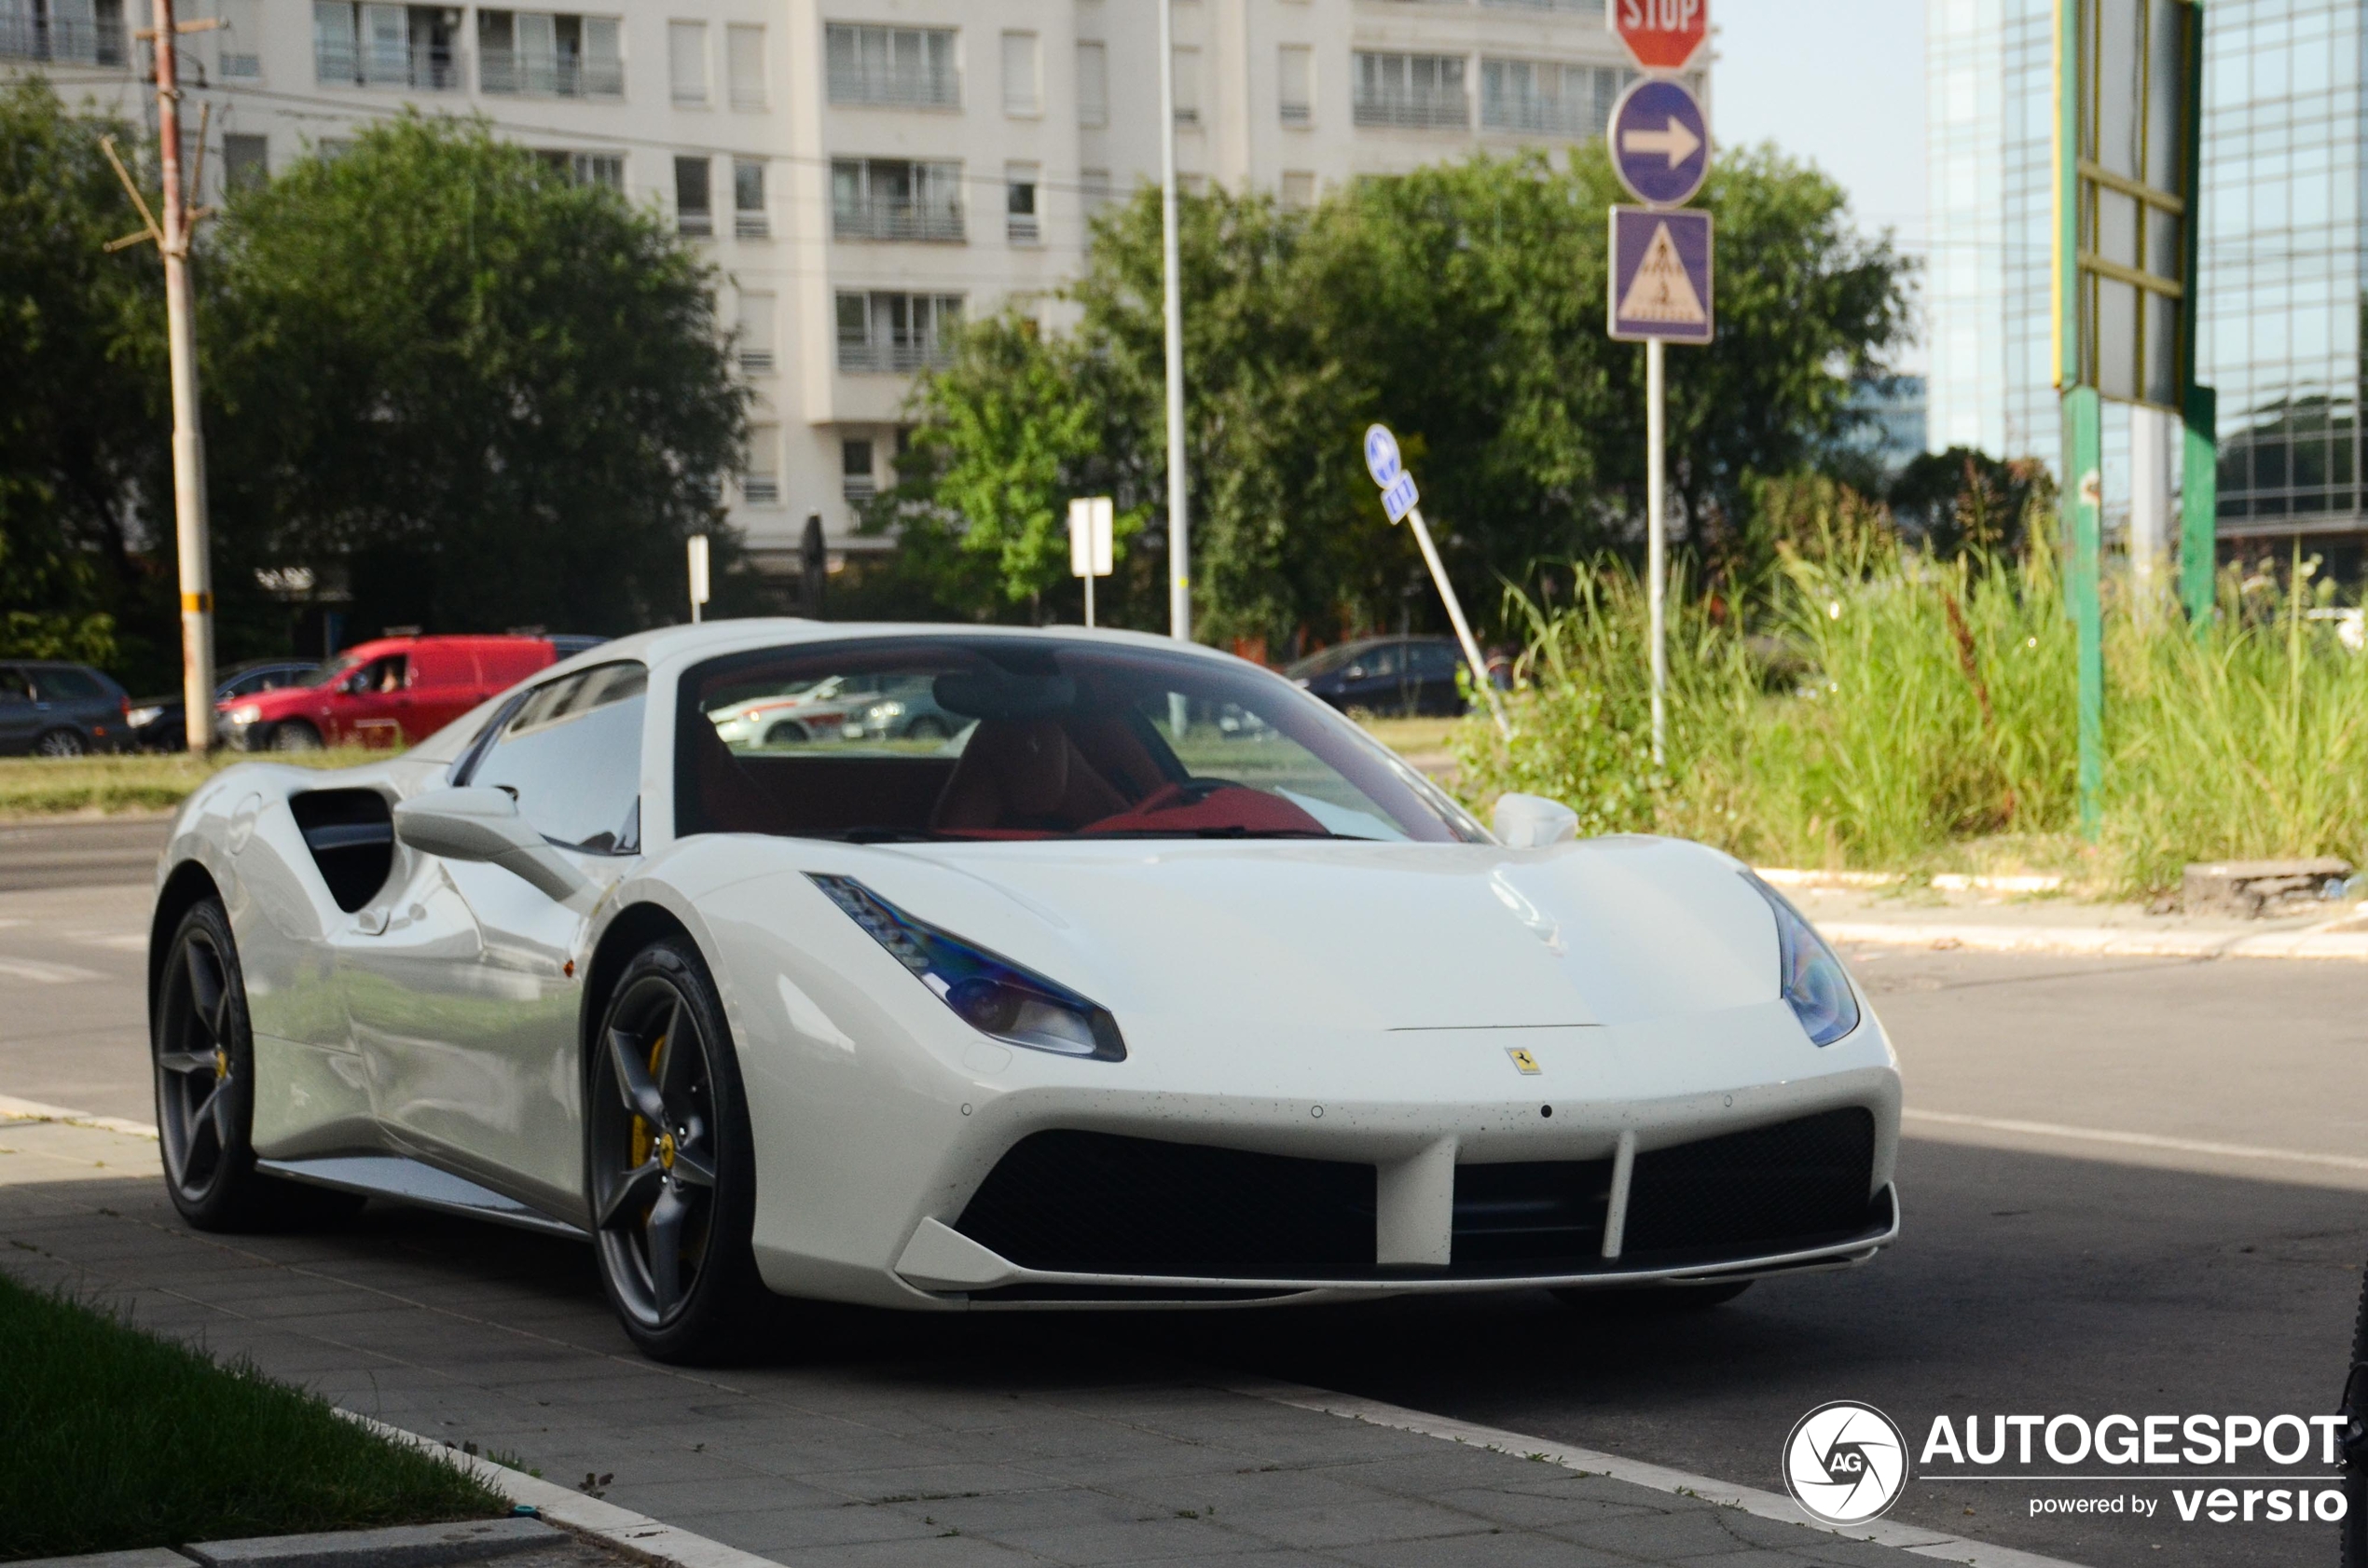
[1451,1160,1616,1270]
[955,1131,1376,1279]
[1620,1107,1879,1263]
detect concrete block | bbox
[11,1549,196,1568]
[2182,857,2351,917]
[184,1516,558,1568]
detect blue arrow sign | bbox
[1609,77,1709,209]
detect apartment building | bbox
[7,0,1655,574]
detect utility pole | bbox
[1156,0,1190,642]
[109,0,216,753]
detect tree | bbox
[887,144,1914,650]
[0,78,169,676]
[203,115,748,639]
[1889,447,2047,557]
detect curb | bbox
[1230,1378,2088,1568]
[0,1093,159,1138]
[1822,918,2368,962]
[345,1414,783,1568]
[16,1520,560,1568]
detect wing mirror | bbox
[1494,791,1579,849]
[392,786,592,903]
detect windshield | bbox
[677,636,1484,844]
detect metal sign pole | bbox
[1156,0,1190,642]
[1403,506,1509,738]
[1645,337,1667,767]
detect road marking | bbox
[1229,1379,2087,1568]
[0,956,103,984]
[1906,1107,2368,1173]
[67,930,149,954]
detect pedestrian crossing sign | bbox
[1608,205,1714,345]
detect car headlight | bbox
[866,700,905,720]
[126,706,163,728]
[1742,871,1861,1046]
[809,874,1126,1061]
[227,705,262,725]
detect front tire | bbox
[34,728,86,758]
[154,900,358,1231]
[268,721,324,752]
[2341,1266,2367,1565]
[587,938,768,1363]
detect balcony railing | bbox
[1480,97,1592,137]
[1,15,127,65]
[1354,92,1468,131]
[842,475,879,504]
[480,47,623,98]
[317,40,466,90]
[677,208,713,237]
[1280,101,1312,125]
[837,337,954,375]
[742,476,781,506]
[826,62,957,108]
[739,348,775,375]
[833,199,965,243]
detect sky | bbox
[1710,0,1929,364]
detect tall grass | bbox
[1455,537,2368,895]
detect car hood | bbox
[838,835,1782,1034]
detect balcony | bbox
[318,40,466,90]
[2,13,126,65]
[1355,91,1467,131]
[480,48,623,98]
[833,199,965,243]
[837,337,954,375]
[742,476,781,506]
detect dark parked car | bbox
[1286,635,1469,717]
[127,658,321,750]
[0,661,131,756]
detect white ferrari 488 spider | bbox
[147,623,1901,1360]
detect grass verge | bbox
[0,1272,505,1560]
[0,749,392,818]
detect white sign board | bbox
[1067,497,1114,577]
[687,532,710,621]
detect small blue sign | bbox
[1609,77,1709,209]
[1381,473,1419,524]
[1363,424,1402,488]
[1607,205,1714,346]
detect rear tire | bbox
[153,899,360,1231]
[2342,1266,2367,1566]
[1551,1280,1754,1316]
[34,728,85,758]
[586,938,770,1363]
[268,722,324,751]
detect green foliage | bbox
[888,147,1914,647]
[1455,482,2368,894]
[0,77,162,678]
[203,114,749,638]
[0,1273,503,1558]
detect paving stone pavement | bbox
[1,1118,1984,1568]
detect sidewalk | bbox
[0,1112,2069,1568]
[1772,874,2368,961]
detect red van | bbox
[220,635,559,751]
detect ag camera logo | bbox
[1784,1401,1909,1525]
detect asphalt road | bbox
[2,818,2361,1568]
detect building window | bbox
[1076,41,1108,128]
[734,158,767,238]
[1354,51,1467,130]
[1006,162,1039,244]
[1173,46,1201,125]
[674,156,711,236]
[217,0,259,77]
[1081,168,1111,220]
[737,293,775,375]
[536,148,623,190]
[835,291,964,374]
[1278,44,1312,125]
[314,2,464,90]
[478,10,622,99]
[825,23,957,109]
[831,158,964,242]
[1280,170,1316,211]
[725,23,764,108]
[668,20,707,104]
[4,0,127,64]
[1001,30,1039,115]
[1480,58,1622,138]
[842,438,877,503]
[743,425,780,507]
[1480,0,1604,9]
[223,133,270,193]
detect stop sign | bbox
[1611,0,1708,73]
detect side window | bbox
[32,667,104,701]
[342,653,406,694]
[1359,645,1400,679]
[0,667,29,702]
[468,662,648,853]
[1410,642,1462,677]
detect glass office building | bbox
[1926,0,2366,548]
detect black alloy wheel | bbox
[153,900,356,1231]
[34,728,86,758]
[2341,1264,2368,1565]
[587,940,766,1362]
[268,721,324,751]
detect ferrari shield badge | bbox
[1506,1047,1542,1075]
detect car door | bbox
[1407,640,1469,715]
[327,652,408,747]
[1340,641,1408,714]
[0,667,36,752]
[338,661,647,1217]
